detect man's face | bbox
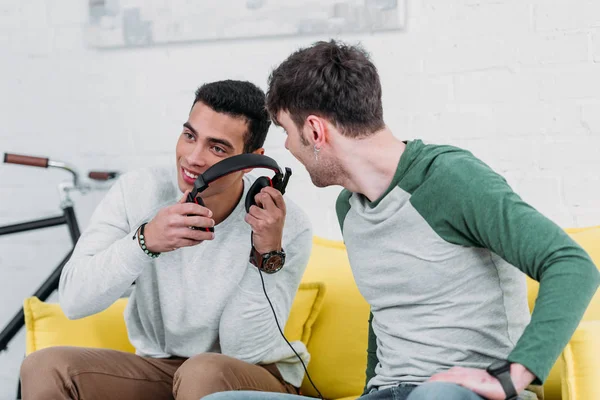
[175,101,248,196]
[278,111,340,188]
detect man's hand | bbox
[428,364,535,400]
[144,191,215,253]
[245,187,286,254]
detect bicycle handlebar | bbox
[3,152,119,188]
[4,153,49,168]
[88,171,119,181]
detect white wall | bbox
[1,0,599,396]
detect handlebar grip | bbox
[88,171,118,181]
[3,153,49,168]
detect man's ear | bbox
[306,115,327,148]
[242,148,265,174]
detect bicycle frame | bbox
[1,152,118,399]
[0,204,81,352]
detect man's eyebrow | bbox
[183,122,235,150]
[208,137,235,151]
[183,122,198,135]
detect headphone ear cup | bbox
[245,176,272,213]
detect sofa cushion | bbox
[560,320,600,400]
[23,296,134,355]
[284,282,326,344]
[300,237,370,400]
[23,281,326,356]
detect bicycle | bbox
[0,153,119,398]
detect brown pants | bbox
[20,346,298,400]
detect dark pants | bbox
[361,382,538,400]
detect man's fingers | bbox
[179,190,192,204]
[428,373,445,382]
[183,215,215,229]
[178,227,214,242]
[261,187,286,211]
[255,191,277,212]
[245,212,262,230]
[429,371,461,383]
[174,203,213,217]
[248,204,269,220]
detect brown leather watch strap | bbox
[249,245,263,269]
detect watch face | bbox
[263,254,284,273]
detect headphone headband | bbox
[192,153,283,194]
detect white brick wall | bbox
[594,30,600,62]
[533,0,600,32]
[1,0,599,396]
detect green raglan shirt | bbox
[336,140,599,391]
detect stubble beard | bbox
[307,154,344,188]
[298,132,344,188]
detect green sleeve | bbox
[409,154,600,383]
[363,312,379,395]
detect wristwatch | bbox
[486,360,518,400]
[249,245,286,274]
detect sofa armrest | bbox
[560,320,600,400]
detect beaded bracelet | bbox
[133,222,160,258]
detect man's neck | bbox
[336,129,406,202]
[202,179,245,226]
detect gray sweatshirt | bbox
[337,140,599,389]
[59,165,313,387]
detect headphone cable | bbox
[258,269,324,399]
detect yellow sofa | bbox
[23,227,600,400]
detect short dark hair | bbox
[193,80,271,152]
[267,40,385,138]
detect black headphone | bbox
[186,153,292,232]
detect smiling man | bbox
[19,80,313,400]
